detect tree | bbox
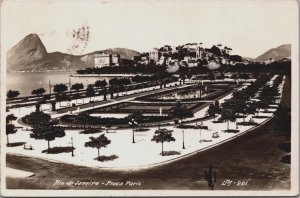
[95,80,108,100]
[53,84,68,106]
[95,80,108,88]
[7,90,20,99]
[102,87,108,101]
[86,84,95,102]
[109,85,117,99]
[240,102,256,122]
[32,89,38,98]
[71,83,84,103]
[220,108,236,130]
[169,105,193,125]
[151,128,175,156]
[32,88,46,99]
[255,100,269,114]
[23,110,51,126]
[259,85,279,103]
[207,101,221,121]
[211,45,222,56]
[42,94,51,103]
[6,114,17,124]
[6,124,17,146]
[30,118,65,152]
[37,88,46,98]
[179,73,186,84]
[85,134,111,160]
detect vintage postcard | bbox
[1,0,299,197]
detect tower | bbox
[196,45,202,60]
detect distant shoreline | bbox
[70,73,150,77]
[7,71,151,77]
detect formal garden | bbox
[5,73,289,168]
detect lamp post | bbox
[197,121,203,143]
[71,137,74,157]
[182,130,185,149]
[128,119,137,143]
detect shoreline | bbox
[70,73,150,77]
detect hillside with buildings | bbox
[8,33,289,72]
[131,43,247,68]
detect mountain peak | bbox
[256,44,291,61]
[7,33,48,70]
[7,33,141,71]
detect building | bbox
[94,53,120,67]
[149,49,159,62]
[112,54,120,66]
[196,46,203,60]
[158,56,165,65]
[94,53,111,68]
[187,60,198,67]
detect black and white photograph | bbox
[1,0,299,196]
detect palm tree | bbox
[151,128,175,156]
[71,83,84,103]
[85,134,111,160]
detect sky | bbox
[1,0,298,58]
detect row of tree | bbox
[206,74,283,131]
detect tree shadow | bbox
[7,142,26,147]
[42,146,75,154]
[162,151,181,156]
[79,129,103,134]
[94,155,119,162]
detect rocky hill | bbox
[256,44,291,62]
[7,34,140,71]
[7,34,48,70]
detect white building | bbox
[149,49,159,62]
[94,53,120,67]
[112,54,120,66]
[94,53,111,68]
[196,46,203,60]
